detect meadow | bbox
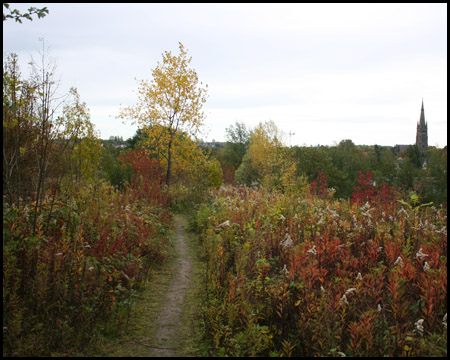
[194,182,447,356]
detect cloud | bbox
[3,3,446,146]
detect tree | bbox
[3,52,39,207]
[117,42,208,186]
[126,128,149,149]
[60,87,101,184]
[293,146,334,181]
[327,139,369,198]
[247,120,283,176]
[406,144,423,168]
[222,121,249,168]
[423,147,447,204]
[27,40,70,233]
[235,120,281,186]
[234,120,302,192]
[235,152,261,186]
[3,42,99,233]
[3,3,48,23]
[371,146,396,185]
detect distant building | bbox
[199,141,225,149]
[394,100,428,156]
[393,144,410,155]
[101,137,128,149]
[416,100,428,156]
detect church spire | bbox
[419,99,426,126]
[416,99,428,156]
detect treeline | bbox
[212,121,447,205]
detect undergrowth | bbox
[3,178,172,356]
[194,184,447,356]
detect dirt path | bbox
[89,214,199,357]
[147,214,193,356]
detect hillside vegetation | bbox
[3,42,446,357]
[193,184,447,356]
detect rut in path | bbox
[148,214,193,357]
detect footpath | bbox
[147,214,193,356]
[90,214,201,357]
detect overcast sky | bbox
[3,3,447,147]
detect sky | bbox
[3,3,447,147]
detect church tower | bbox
[416,100,428,155]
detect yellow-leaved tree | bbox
[117,42,208,187]
[60,87,101,184]
[236,120,284,186]
[247,120,283,175]
[235,120,306,194]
